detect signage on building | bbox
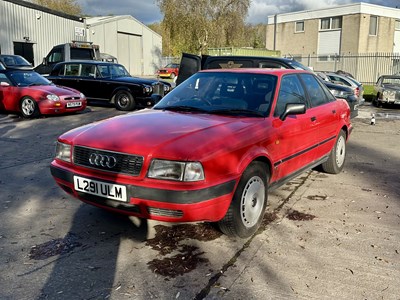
[75,27,85,37]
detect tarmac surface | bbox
[0,102,399,299]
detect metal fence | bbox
[295,53,400,85]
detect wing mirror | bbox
[280,103,306,121]
[0,81,10,87]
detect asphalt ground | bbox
[0,102,399,299]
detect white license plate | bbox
[67,101,82,108]
[73,176,127,202]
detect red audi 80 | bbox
[0,68,86,118]
[50,69,352,238]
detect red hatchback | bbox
[51,69,352,238]
[0,69,86,118]
[157,63,180,79]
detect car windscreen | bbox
[9,71,52,86]
[154,72,277,117]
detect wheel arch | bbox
[236,148,273,183]
[110,86,134,103]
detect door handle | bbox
[311,116,317,122]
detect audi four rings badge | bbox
[89,153,117,168]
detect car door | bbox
[268,73,318,183]
[175,53,202,85]
[299,73,340,159]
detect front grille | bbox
[64,96,81,100]
[73,146,144,176]
[152,82,164,95]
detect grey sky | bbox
[76,0,400,24]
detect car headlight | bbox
[330,89,352,98]
[144,85,152,94]
[47,94,60,101]
[80,92,85,99]
[55,142,71,162]
[148,159,204,181]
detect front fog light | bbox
[55,142,71,162]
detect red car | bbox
[157,63,180,79]
[0,69,86,118]
[50,69,352,238]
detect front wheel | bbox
[20,97,40,118]
[218,162,268,238]
[321,130,346,174]
[113,90,136,111]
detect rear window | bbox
[70,48,93,60]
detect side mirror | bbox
[280,103,306,121]
[0,81,10,87]
[42,57,47,66]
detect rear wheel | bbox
[20,97,40,118]
[113,90,135,111]
[321,130,346,174]
[218,162,268,238]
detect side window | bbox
[274,74,306,117]
[64,64,80,76]
[300,74,331,107]
[48,49,64,63]
[80,64,96,77]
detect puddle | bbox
[146,223,221,277]
[286,210,316,221]
[29,232,81,260]
[307,194,328,201]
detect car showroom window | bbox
[300,74,330,107]
[274,74,306,117]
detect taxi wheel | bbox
[218,161,268,238]
[321,130,346,174]
[20,97,40,118]
[114,91,136,111]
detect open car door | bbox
[176,53,204,86]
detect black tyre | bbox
[113,90,135,111]
[20,97,40,118]
[321,130,346,174]
[218,162,268,238]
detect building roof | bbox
[267,2,400,24]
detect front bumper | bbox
[50,163,236,222]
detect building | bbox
[266,2,400,79]
[0,0,162,75]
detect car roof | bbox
[54,60,121,66]
[200,68,310,75]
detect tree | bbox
[156,0,251,56]
[33,0,82,15]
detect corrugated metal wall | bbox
[0,0,86,67]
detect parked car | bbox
[319,72,365,104]
[177,53,360,118]
[373,75,400,106]
[50,68,352,238]
[0,69,86,118]
[47,61,172,111]
[157,63,180,79]
[0,54,33,70]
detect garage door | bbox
[117,32,143,75]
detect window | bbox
[48,49,63,63]
[274,74,306,117]
[320,17,342,30]
[395,20,400,30]
[369,16,378,35]
[300,74,331,107]
[295,21,304,32]
[64,64,80,76]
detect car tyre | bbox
[218,161,268,238]
[321,129,346,174]
[113,90,136,111]
[20,97,40,118]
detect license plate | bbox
[67,101,82,108]
[73,176,127,202]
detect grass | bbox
[363,85,375,102]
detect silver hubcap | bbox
[240,175,265,228]
[22,98,35,116]
[335,135,346,167]
[118,94,129,107]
